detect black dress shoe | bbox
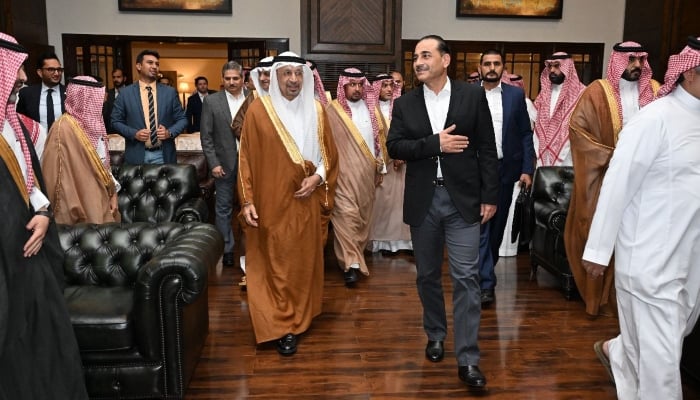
[480,289,495,306]
[458,365,487,388]
[276,334,297,356]
[425,340,444,362]
[343,269,359,285]
[222,252,235,267]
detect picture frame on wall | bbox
[457,0,563,19]
[118,0,232,14]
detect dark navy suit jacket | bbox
[492,83,535,183]
[111,82,187,164]
[16,84,66,126]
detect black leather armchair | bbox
[113,163,209,223]
[59,222,223,399]
[529,166,577,299]
[110,150,215,222]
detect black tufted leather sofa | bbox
[111,151,215,222]
[113,163,209,224]
[58,221,223,399]
[529,166,577,299]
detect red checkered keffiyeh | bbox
[336,68,381,157]
[534,53,586,166]
[606,42,655,122]
[371,73,401,119]
[658,36,700,98]
[507,74,524,89]
[0,32,34,196]
[64,76,110,169]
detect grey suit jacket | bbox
[200,91,238,173]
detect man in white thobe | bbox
[583,36,700,400]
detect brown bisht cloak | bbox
[325,100,386,275]
[43,114,119,225]
[237,97,338,343]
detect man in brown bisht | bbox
[326,68,387,285]
[533,52,586,167]
[367,73,412,253]
[42,76,120,224]
[238,51,338,356]
[565,41,660,316]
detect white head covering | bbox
[250,56,273,96]
[268,51,320,164]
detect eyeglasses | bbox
[42,67,64,74]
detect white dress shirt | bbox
[39,83,62,131]
[483,82,504,159]
[424,78,451,178]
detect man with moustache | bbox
[200,61,245,267]
[367,73,411,253]
[387,35,498,389]
[111,50,187,164]
[533,53,586,167]
[102,67,127,133]
[238,52,337,355]
[185,76,216,133]
[565,42,660,317]
[477,49,535,306]
[16,52,66,132]
[326,68,387,285]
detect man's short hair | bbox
[112,67,124,75]
[480,49,504,64]
[194,76,208,85]
[136,50,160,64]
[418,34,451,55]
[222,61,243,76]
[36,52,60,70]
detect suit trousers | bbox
[214,167,237,253]
[479,180,515,290]
[410,186,481,366]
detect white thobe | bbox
[582,85,700,400]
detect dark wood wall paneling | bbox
[623,0,700,83]
[1,0,53,85]
[301,0,402,97]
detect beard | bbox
[549,72,565,85]
[621,68,641,81]
[481,71,501,83]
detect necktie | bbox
[146,86,157,145]
[46,88,55,129]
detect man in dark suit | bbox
[477,49,535,306]
[16,52,66,132]
[102,68,126,133]
[200,61,245,267]
[185,76,215,132]
[111,50,187,164]
[387,35,499,389]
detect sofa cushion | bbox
[65,285,134,352]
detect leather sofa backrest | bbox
[116,164,201,223]
[58,222,187,286]
[531,166,575,213]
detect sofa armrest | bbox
[175,198,209,223]
[533,200,563,225]
[131,223,223,360]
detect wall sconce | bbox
[179,81,190,107]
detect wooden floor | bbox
[186,247,700,399]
